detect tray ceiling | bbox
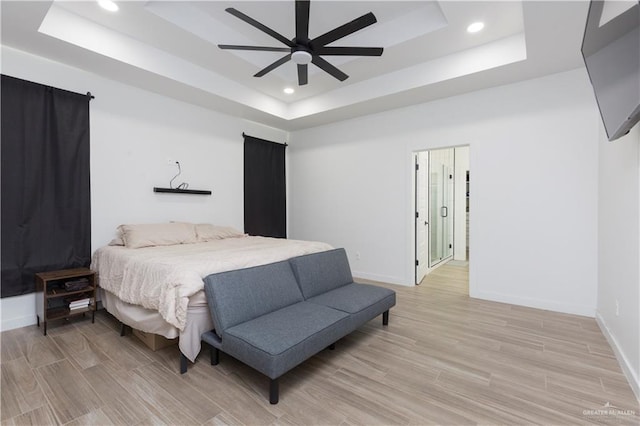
[0,1,590,130]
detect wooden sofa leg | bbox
[269,378,279,404]
[120,323,129,336]
[180,353,188,374]
[210,347,219,365]
[382,310,389,326]
[328,343,336,350]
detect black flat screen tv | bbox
[581,0,640,141]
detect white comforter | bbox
[91,236,333,330]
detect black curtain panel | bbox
[1,75,91,298]
[243,134,287,238]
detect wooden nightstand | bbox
[35,268,97,335]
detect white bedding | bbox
[91,236,333,330]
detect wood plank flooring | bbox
[2,262,638,425]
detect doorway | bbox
[414,146,469,285]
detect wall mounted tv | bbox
[581,0,639,141]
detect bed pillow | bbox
[195,224,245,242]
[118,222,198,249]
[108,236,124,246]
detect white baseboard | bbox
[1,314,37,332]
[351,271,408,286]
[596,313,640,403]
[470,290,596,317]
[1,293,37,332]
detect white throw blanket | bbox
[91,236,333,330]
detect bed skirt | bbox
[100,288,213,362]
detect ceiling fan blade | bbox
[311,56,348,81]
[315,47,383,56]
[297,64,308,85]
[225,8,295,48]
[296,0,310,42]
[219,45,291,52]
[310,12,377,49]
[254,54,292,77]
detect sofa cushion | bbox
[289,248,353,299]
[307,283,396,331]
[223,301,350,379]
[204,261,303,335]
[307,282,395,314]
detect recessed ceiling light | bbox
[467,22,484,33]
[284,87,295,95]
[98,0,119,12]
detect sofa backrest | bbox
[288,248,354,299]
[204,260,303,335]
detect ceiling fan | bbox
[218,0,384,86]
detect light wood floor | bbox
[2,263,638,425]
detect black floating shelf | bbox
[153,187,212,195]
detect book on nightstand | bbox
[66,295,91,310]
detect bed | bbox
[90,223,333,371]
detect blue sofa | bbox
[201,248,396,404]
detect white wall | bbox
[596,123,640,400]
[0,47,287,331]
[289,68,600,317]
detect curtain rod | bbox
[242,132,288,147]
[42,84,94,100]
[44,84,94,100]
[1,74,95,100]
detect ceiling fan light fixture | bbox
[292,50,313,65]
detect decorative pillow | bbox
[108,236,124,246]
[195,224,245,242]
[118,222,198,249]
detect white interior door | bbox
[415,152,429,284]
